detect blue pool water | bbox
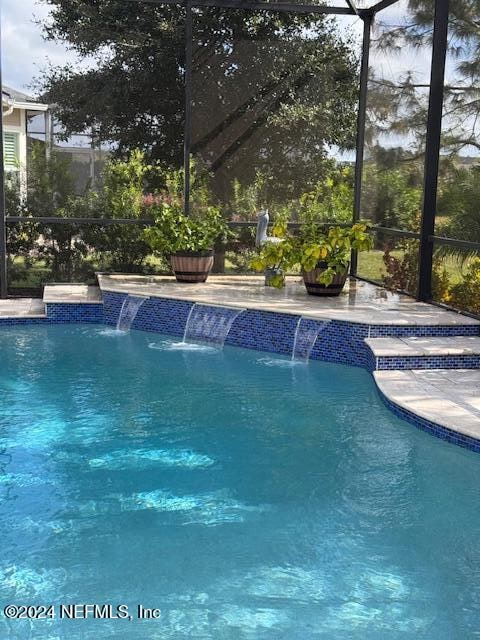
[0,324,479,639]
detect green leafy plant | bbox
[297,165,354,226]
[5,182,39,287]
[382,240,418,295]
[361,161,422,231]
[144,165,230,256]
[298,224,372,285]
[251,222,372,288]
[25,143,92,282]
[250,242,294,288]
[229,174,269,221]
[249,210,293,286]
[145,201,229,254]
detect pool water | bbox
[0,324,479,639]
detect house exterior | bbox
[2,86,107,195]
[2,85,50,190]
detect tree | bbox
[191,11,359,204]
[4,182,39,287]
[26,143,91,282]
[368,0,480,157]
[38,2,359,203]
[362,148,423,230]
[437,164,480,247]
[359,2,480,237]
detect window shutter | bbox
[3,131,19,169]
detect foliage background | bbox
[6,0,480,314]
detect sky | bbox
[1,0,76,94]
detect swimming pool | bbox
[0,324,478,639]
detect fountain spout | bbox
[116,295,148,332]
[292,317,330,362]
[182,303,244,348]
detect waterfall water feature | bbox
[180,303,244,349]
[116,295,148,332]
[291,317,330,362]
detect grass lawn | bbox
[358,249,468,286]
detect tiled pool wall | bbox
[0,303,104,326]
[0,317,48,326]
[45,303,104,324]
[103,291,375,367]
[375,354,480,370]
[102,291,480,371]
[9,291,479,374]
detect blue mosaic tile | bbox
[103,291,480,370]
[226,309,299,355]
[310,320,370,368]
[0,317,49,326]
[102,291,126,326]
[131,297,192,337]
[45,303,104,324]
[369,324,480,337]
[0,302,104,326]
[375,354,480,370]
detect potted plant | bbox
[144,198,229,282]
[250,212,291,287]
[251,239,292,287]
[299,223,372,296]
[251,222,372,296]
[144,162,230,283]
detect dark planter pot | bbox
[264,267,283,287]
[170,250,214,283]
[302,262,348,296]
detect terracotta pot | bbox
[170,250,214,283]
[302,262,348,296]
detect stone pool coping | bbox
[0,298,46,318]
[43,284,103,304]
[97,274,480,327]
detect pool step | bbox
[365,336,480,370]
[0,298,46,319]
[43,284,102,304]
[374,369,480,442]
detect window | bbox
[3,131,20,170]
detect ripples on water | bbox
[149,340,219,353]
[0,325,478,639]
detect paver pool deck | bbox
[1,275,479,444]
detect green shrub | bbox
[251,222,372,288]
[81,150,155,272]
[382,240,451,301]
[447,259,480,315]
